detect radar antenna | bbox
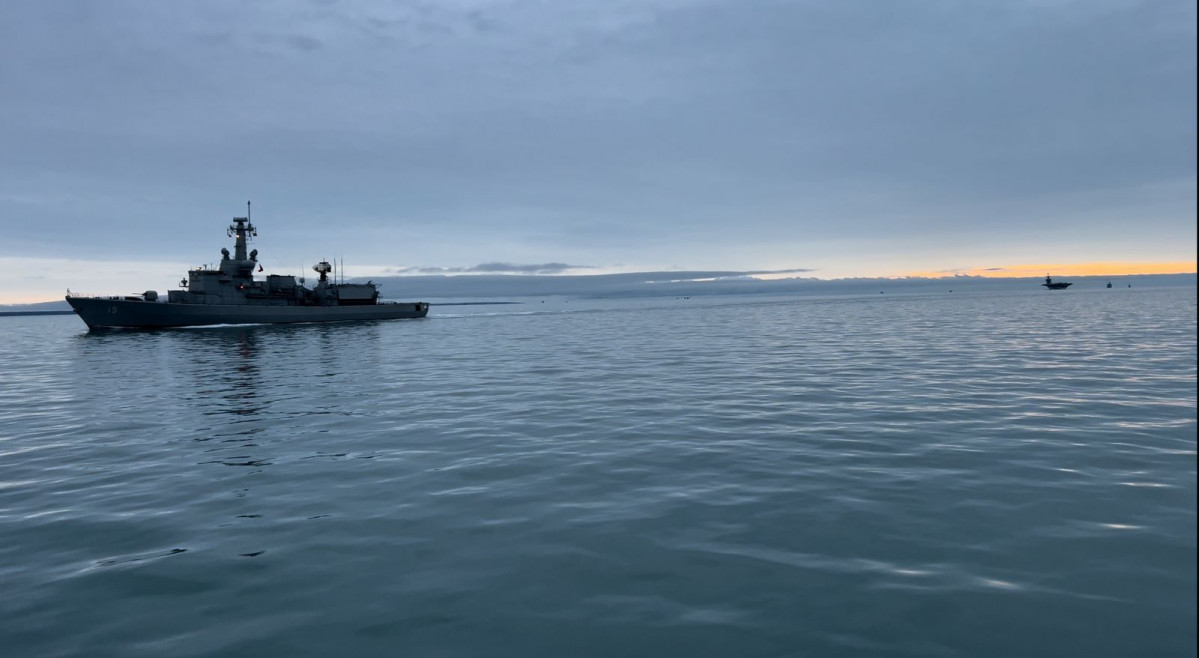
[227,202,257,261]
[313,260,333,283]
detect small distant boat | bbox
[1106,281,1113,289]
[1042,274,1072,290]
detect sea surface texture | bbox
[1,286,1195,657]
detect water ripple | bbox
[1,287,1195,657]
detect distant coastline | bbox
[430,301,523,306]
[0,310,75,317]
[364,271,1198,300]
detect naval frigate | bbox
[66,205,429,329]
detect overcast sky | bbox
[1,0,1195,302]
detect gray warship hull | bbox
[65,204,430,331]
[68,296,429,330]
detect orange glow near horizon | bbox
[903,261,1197,279]
[2,293,71,305]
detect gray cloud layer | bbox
[1,0,1194,279]
[382,263,816,277]
[387,262,594,274]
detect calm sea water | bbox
[1,286,1195,657]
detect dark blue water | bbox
[2,287,1195,657]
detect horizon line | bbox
[366,262,1198,281]
[898,261,1197,279]
[3,266,1195,306]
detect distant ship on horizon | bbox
[1041,274,1072,290]
[65,204,429,329]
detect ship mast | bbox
[228,200,257,261]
